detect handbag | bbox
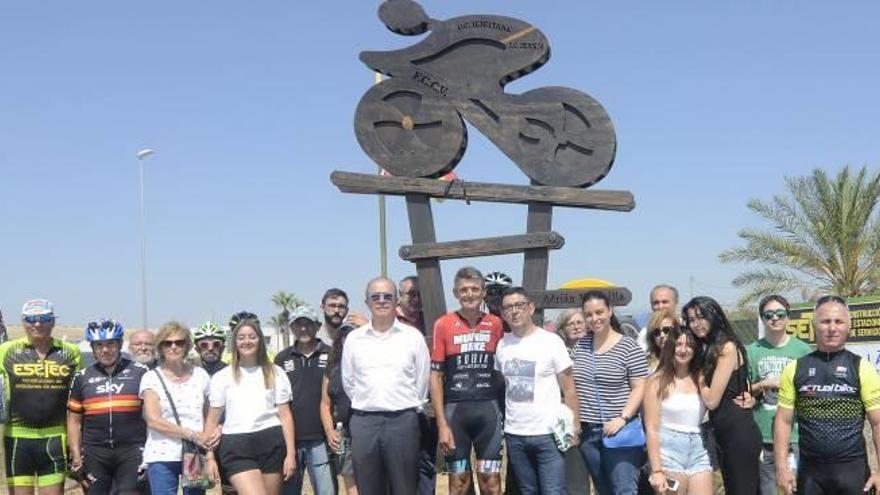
[153,369,214,489]
[587,337,646,449]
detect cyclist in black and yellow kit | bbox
[774,295,880,495]
[67,319,150,495]
[0,299,82,494]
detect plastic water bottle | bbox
[334,422,348,455]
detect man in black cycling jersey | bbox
[67,319,150,495]
[774,295,880,495]
[1,299,82,494]
[431,267,505,495]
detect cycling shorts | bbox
[444,400,503,474]
[82,443,145,495]
[3,435,67,487]
[797,456,869,495]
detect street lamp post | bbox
[136,148,154,331]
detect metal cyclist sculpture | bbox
[354,0,617,187]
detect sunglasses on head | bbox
[653,326,675,337]
[197,340,223,350]
[24,314,54,324]
[161,339,187,348]
[368,292,394,302]
[761,309,789,321]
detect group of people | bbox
[3,273,880,495]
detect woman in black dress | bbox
[683,296,761,495]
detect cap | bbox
[289,305,320,324]
[21,299,55,317]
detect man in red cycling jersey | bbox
[431,267,505,495]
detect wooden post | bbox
[404,193,447,340]
[522,199,553,326]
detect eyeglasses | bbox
[197,340,223,350]
[400,290,421,298]
[161,339,187,348]
[502,301,530,313]
[653,326,675,338]
[24,314,55,324]
[761,309,789,321]
[565,320,585,328]
[368,292,395,302]
[324,303,348,311]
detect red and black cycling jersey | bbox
[67,358,149,446]
[431,311,503,403]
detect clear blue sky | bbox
[2,1,879,328]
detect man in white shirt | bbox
[342,277,430,495]
[495,287,580,494]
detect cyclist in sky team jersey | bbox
[0,299,82,494]
[67,319,150,495]
[431,267,505,495]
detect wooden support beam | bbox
[530,288,633,309]
[399,232,564,261]
[331,171,635,211]
[522,200,553,325]
[404,193,446,341]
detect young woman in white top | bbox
[204,319,295,495]
[140,321,218,495]
[644,326,712,495]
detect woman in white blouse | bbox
[140,322,217,495]
[204,319,296,495]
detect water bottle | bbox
[334,422,348,455]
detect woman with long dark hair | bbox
[320,325,357,495]
[573,291,648,494]
[644,326,712,495]
[682,297,761,494]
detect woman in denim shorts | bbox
[643,326,713,494]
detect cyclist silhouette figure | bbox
[355,0,617,188]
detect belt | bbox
[352,407,416,416]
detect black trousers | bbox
[350,409,421,495]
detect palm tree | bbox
[720,165,880,308]
[271,291,306,349]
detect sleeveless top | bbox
[661,390,704,433]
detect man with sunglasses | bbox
[342,277,430,495]
[67,319,150,495]
[398,276,426,334]
[775,295,880,495]
[193,322,228,376]
[746,295,810,494]
[0,299,82,493]
[276,306,335,495]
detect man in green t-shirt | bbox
[747,294,811,495]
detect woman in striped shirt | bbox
[572,291,648,495]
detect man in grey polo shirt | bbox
[342,277,430,495]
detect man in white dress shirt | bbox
[342,277,431,495]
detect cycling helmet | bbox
[193,321,226,342]
[84,319,124,342]
[229,311,259,330]
[485,271,513,294]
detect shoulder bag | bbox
[153,369,214,489]
[588,338,646,449]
